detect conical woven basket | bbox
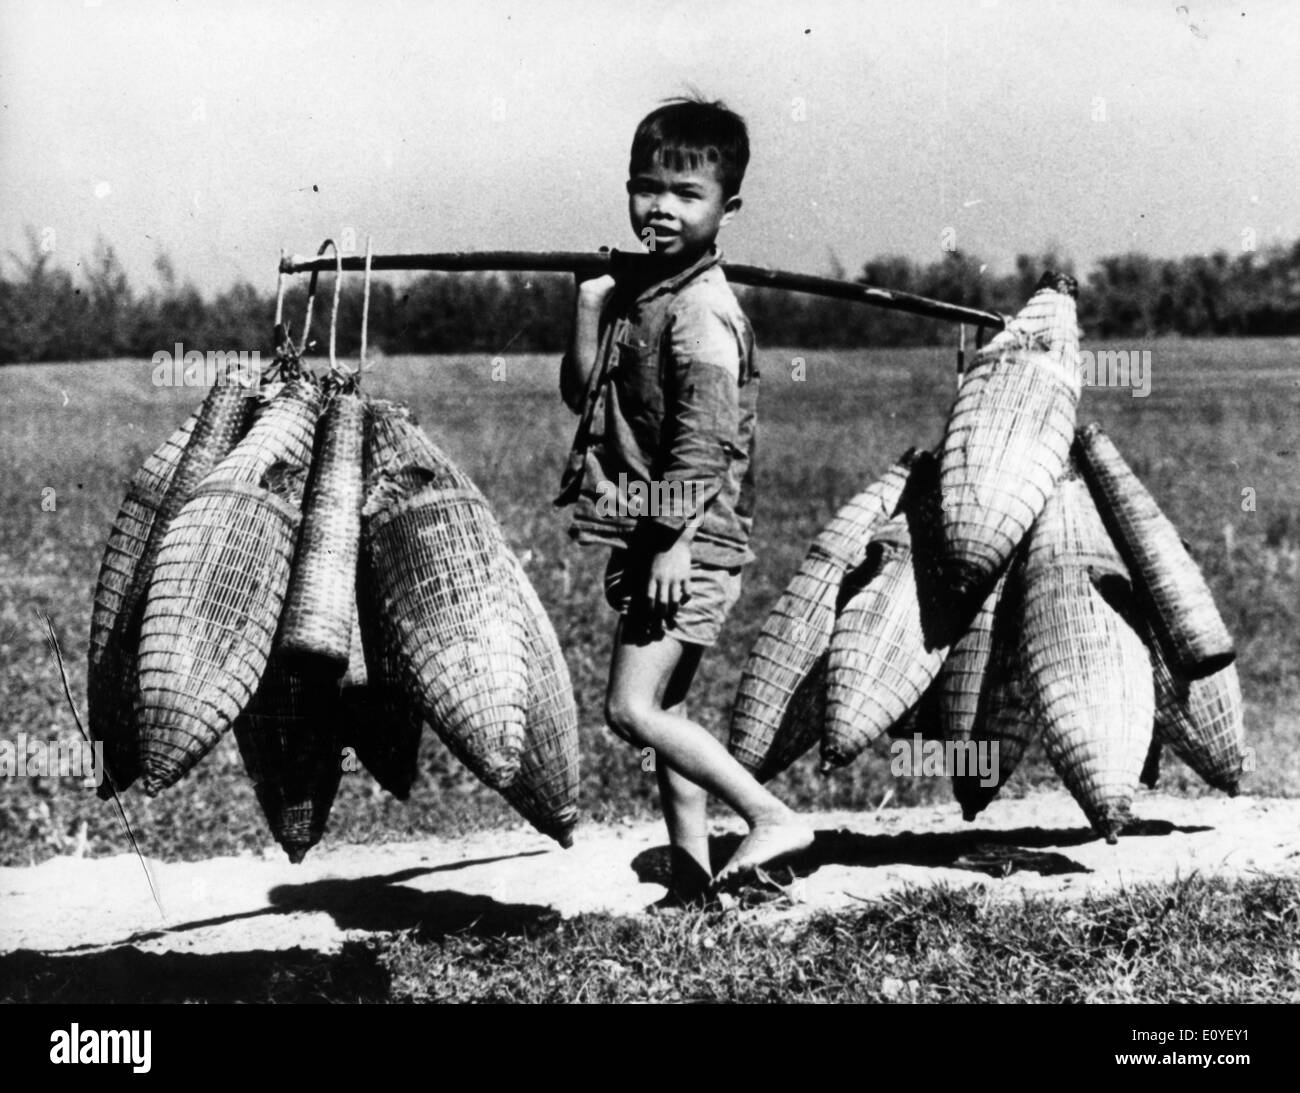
[93,383,254,798]
[823,515,950,770]
[361,400,527,790]
[1076,422,1234,679]
[278,390,365,666]
[1148,631,1245,794]
[932,566,1006,742]
[729,450,917,779]
[809,449,920,568]
[233,653,343,863]
[137,379,323,794]
[1020,471,1152,841]
[499,553,580,846]
[951,551,1042,820]
[341,597,368,689]
[88,414,195,743]
[348,559,424,800]
[938,278,1081,598]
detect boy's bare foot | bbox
[648,854,717,913]
[715,810,814,884]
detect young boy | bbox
[556,97,813,903]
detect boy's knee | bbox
[604,695,648,746]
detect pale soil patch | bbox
[2,790,1297,957]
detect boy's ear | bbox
[720,194,743,227]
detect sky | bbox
[2,0,1298,295]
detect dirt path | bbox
[2,790,1298,957]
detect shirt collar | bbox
[609,245,723,306]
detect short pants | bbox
[604,549,743,648]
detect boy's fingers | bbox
[672,578,688,610]
[646,576,664,616]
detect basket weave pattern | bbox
[1150,636,1245,794]
[951,552,1042,819]
[93,384,254,796]
[939,287,1080,597]
[233,654,343,863]
[824,519,950,768]
[1020,475,1152,840]
[89,415,195,727]
[1076,422,1235,679]
[361,403,527,791]
[933,567,1005,742]
[729,453,915,778]
[349,560,425,800]
[137,383,322,793]
[500,552,580,845]
[278,391,366,664]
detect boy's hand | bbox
[560,273,616,413]
[575,272,615,306]
[646,539,692,618]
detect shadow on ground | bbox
[0,852,561,1003]
[1,818,1216,1001]
[632,818,1214,889]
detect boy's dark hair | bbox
[629,96,750,198]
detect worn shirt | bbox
[555,246,758,567]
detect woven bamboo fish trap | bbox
[136,378,323,793]
[88,413,195,733]
[1147,632,1245,794]
[499,552,580,846]
[1020,470,1152,841]
[277,390,365,666]
[348,559,425,800]
[341,596,367,689]
[823,509,951,770]
[361,400,527,791]
[932,565,1006,742]
[233,653,343,863]
[1075,422,1234,679]
[729,449,917,779]
[92,383,254,798]
[938,274,1081,599]
[951,551,1043,820]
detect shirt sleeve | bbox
[646,291,745,543]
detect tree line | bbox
[2,229,1297,365]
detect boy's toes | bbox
[716,816,815,882]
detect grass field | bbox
[3,874,1297,1003]
[1,339,1297,868]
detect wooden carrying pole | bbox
[279,249,1007,332]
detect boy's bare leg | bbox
[606,624,813,884]
[655,649,711,898]
[656,763,711,900]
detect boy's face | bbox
[626,155,741,263]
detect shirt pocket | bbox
[613,334,664,421]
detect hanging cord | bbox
[359,235,373,371]
[274,246,288,340]
[327,241,344,378]
[298,237,338,356]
